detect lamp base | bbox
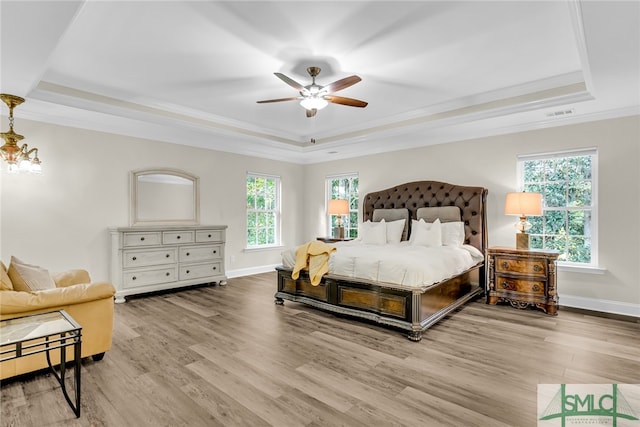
[515,233,529,250]
[333,226,344,239]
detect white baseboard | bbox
[560,294,639,318]
[226,264,280,279]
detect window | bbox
[518,149,597,265]
[326,173,359,238]
[246,173,280,248]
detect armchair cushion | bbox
[0,262,12,291]
[7,256,56,292]
[0,281,115,315]
[52,269,92,288]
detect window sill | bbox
[557,264,606,275]
[244,245,285,253]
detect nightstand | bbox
[316,237,353,243]
[487,246,559,315]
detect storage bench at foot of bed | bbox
[275,266,483,341]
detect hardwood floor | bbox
[2,272,639,426]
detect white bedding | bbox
[281,240,484,288]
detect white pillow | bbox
[359,220,387,245]
[441,221,465,246]
[7,256,57,292]
[385,219,406,244]
[410,218,442,247]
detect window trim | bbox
[246,172,281,249]
[325,172,359,238]
[517,148,598,268]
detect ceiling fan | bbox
[257,66,368,117]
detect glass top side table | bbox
[0,310,82,417]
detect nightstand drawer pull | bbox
[502,261,508,269]
[532,284,540,292]
[132,256,137,261]
[533,264,542,272]
[502,281,509,289]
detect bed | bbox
[275,180,488,341]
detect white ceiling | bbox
[1,1,638,164]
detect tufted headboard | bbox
[362,181,488,253]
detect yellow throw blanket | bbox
[291,241,337,286]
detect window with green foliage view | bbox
[246,174,280,247]
[519,150,597,265]
[326,174,359,238]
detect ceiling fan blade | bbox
[306,108,317,118]
[325,95,368,108]
[256,97,300,104]
[274,73,305,91]
[323,75,362,93]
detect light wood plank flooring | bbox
[2,272,639,426]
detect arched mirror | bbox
[130,168,200,226]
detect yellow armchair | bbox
[0,262,115,380]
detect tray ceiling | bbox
[1,1,638,163]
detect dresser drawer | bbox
[495,256,546,276]
[163,231,194,244]
[123,248,176,268]
[179,245,222,263]
[179,262,223,281]
[123,232,162,247]
[196,229,224,243]
[123,267,177,288]
[495,275,545,295]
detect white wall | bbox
[0,119,305,281]
[2,115,638,316]
[303,116,640,314]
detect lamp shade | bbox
[328,199,349,215]
[505,192,542,216]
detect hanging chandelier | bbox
[0,93,42,174]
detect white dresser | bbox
[110,225,227,302]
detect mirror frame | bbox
[130,168,200,226]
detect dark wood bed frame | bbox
[275,181,489,341]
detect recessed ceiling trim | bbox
[316,82,592,145]
[32,81,303,146]
[567,0,595,95]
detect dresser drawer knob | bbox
[132,256,137,261]
[177,235,181,239]
[532,284,540,292]
[213,250,217,254]
[501,261,508,269]
[501,281,509,289]
[208,234,212,238]
[140,237,145,241]
[213,266,217,270]
[533,265,542,272]
[132,276,137,280]
[166,272,170,276]
[186,252,190,256]
[166,254,170,258]
[186,270,190,274]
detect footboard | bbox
[275,265,483,341]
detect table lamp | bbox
[505,191,542,249]
[328,199,349,239]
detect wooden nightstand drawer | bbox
[495,276,545,295]
[495,256,546,276]
[487,246,559,315]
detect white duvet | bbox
[281,240,484,288]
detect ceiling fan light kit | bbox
[257,66,367,118]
